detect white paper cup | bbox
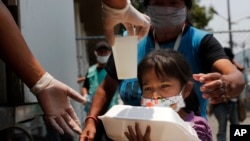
[112,36,138,79]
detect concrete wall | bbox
[18,0,79,102]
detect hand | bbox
[124,122,151,141]
[193,73,228,104]
[83,94,89,104]
[102,0,150,46]
[79,117,97,141]
[31,72,85,137]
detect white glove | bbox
[83,94,90,104]
[31,72,85,137]
[102,0,150,46]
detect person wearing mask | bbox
[0,0,150,138]
[80,0,245,140]
[81,41,118,141]
[125,49,212,141]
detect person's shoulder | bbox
[89,64,97,69]
[188,26,210,36]
[87,64,98,73]
[192,115,209,124]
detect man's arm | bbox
[0,1,45,88]
[0,1,84,137]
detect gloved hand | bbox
[31,72,85,137]
[102,0,150,46]
[83,94,90,104]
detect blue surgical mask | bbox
[147,6,187,29]
[141,88,185,112]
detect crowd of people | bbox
[0,0,247,141]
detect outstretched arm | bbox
[0,1,85,137]
[0,1,45,87]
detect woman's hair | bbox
[143,0,192,9]
[138,49,200,115]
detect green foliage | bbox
[190,0,214,30]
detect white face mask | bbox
[96,54,110,64]
[141,88,185,112]
[147,6,187,29]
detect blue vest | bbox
[119,27,210,118]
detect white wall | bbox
[19,0,79,102]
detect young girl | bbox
[124,49,212,141]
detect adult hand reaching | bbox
[193,73,228,104]
[31,72,85,137]
[102,0,150,46]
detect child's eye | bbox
[143,87,153,92]
[161,84,169,89]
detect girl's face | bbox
[148,0,185,8]
[141,68,182,99]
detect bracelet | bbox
[85,116,98,125]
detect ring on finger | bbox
[216,79,223,88]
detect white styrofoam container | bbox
[98,105,200,141]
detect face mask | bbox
[141,88,185,112]
[96,54,110,64]
[147,6,187,29]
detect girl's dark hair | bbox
[183,89,201,116]
[143,0,193,9]
[138,49,200,115]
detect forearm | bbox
[102,0,129,9]
[0,1,45,88]
[88,75,119,117]
[82,87,88,96]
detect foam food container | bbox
[98,105,200,141]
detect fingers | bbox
[193,73,222,83]
[66,107,81,127]
[194,72,229,104]
[62,110,82,135]
[45,109,82,138]
[125,123,147,141]
[216,79,223,88]
[46,116,74,138]
[55,116,75,138]
[80,124,96,141]
[144,126,151,141]
[135,15,150,39]
[209,92,229,104]
[47,118,64,134]
[67,87,86,103]
[124,23,135,36]
[200,79,225,93]
[79,135,88,141]
[135,122,143,141]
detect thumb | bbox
[105,27,115,46]
[68,88,86,103]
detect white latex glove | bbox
[83,94,90,104]
[30,72,85,137]
[102,0,150,46]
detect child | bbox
[124,49,212,141]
